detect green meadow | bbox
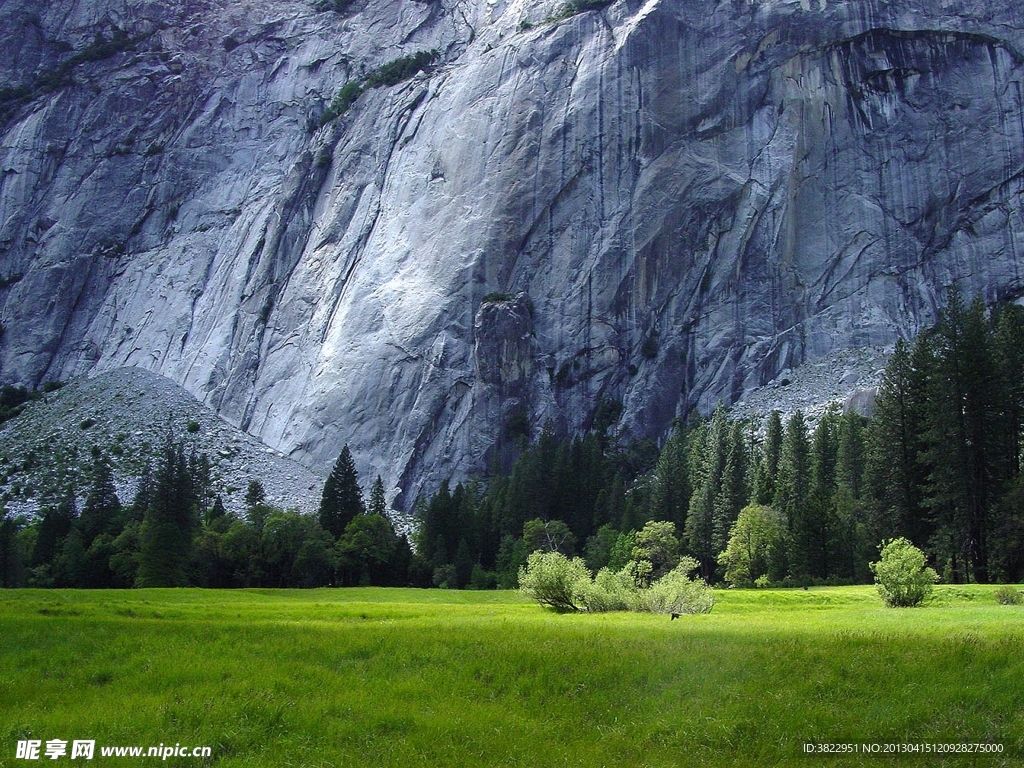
[1,586,1022,767]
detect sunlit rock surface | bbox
[2,0,1024,507]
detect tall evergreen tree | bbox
[136,437,197,587]
[711,420,748,560]
[319,445,365,540]
[0,514,24,587]
[753,411,783,505]
[368,475,387,518]
[923,292,1001,583]
[836,410,866,499]
[649,425,691,529]
[685,408,727,579]
[804,408,840,577]
[31,486,77,569]
[865,337,932,545]
[992,302,1024,476]
[775,411,812,578]
[78,450,122,545]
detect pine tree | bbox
[685,408,727,579]
[865,337,932,546]
[992,302,1024,476]
[32,486,77,569]
[753,411,783,505]
[245,480,266,510]
[923,292,1000,583]
[319,445,365,540]
[775,411,811,578]
[368,475,387,518]
[992,303,1024,472]
[136,437,197,587]
[804,408,840,577]
[78,450,122,545]
[649,425,691,530]
[711,420,748,560]
[0,514,24,588]
[836,411,866,499]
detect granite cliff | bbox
[2,0,1024,508]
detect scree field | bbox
[1,586,1022,767]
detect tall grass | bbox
[1,586,1022,766]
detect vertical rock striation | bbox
[2,0,1024,507]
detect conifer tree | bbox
[865,337,932,545]
[924,292,1000,582]
[0,514,24,588]
[319,445,365,540]
[649,425,690,529]
[245,480,266,509]
[836,411,866,499]
[775,411,811,578]
[78,450,121,545]
[711,420,748,559]
[136,437,197,587]
[753,411,783,505]
[31,486,77,569]
[368,475,387,518]
[685,408,727,579]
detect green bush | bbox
[641,557,714,615]
[364,50,438,89]
[320,80,364,124]
[575,566,639,612]
[520,550,714,615]
[994,586,1023,605]
[870,538,939,607]
[518,551,590,612]
[482,292,515,304]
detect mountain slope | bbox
[0,368,323,516]
[2,0,1024,508]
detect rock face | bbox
[3,0,1024,508]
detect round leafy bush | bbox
[518,551,590,612]
[641,557,714,615]
[869,538,938,607]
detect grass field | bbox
[1,585,1022,767]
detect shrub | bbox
[482,292,514,304]
[186,420,200,434]
[320,80,364,124]
[575,566,639,612]
[641,557,714,615]
[870,538,938,607]
[520,551,714,615]
[518,551,590,612]
[994,586,1023,605]
[364,50,438,89]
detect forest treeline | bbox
[1,289,1023,588]
[411,289,1024,588]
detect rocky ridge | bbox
[0,368,323,518]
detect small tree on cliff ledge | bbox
[319,445,365,540]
